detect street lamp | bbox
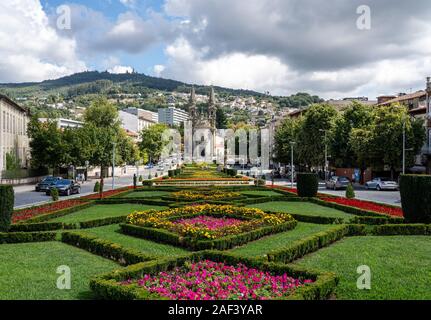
[319,129,328,181]
[290,141,296,189]
[112,142,116,190]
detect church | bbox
[186,87,221,162]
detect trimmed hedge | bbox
[61,232,156,265]
[120,220,298,251]
[399,175,431,223]
[9,222,66,232]
[21,201,95,224]
[0,185,14,232]
[349,215,404,225]
[296,173,318,197]
[370,224,431,236]
[0,231,57,244]
[90,250,338,300]
[266,225,350,263]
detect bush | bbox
[93,181,100,193]
[255,179,266,186]
[345,184,355,199]
[138,175,143,182]
[296,173,318,197]
[142,180,154,187]
[0,185,14,232]
[51,188,59,202]
[399,175,431,223]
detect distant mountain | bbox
[0,71,264,97]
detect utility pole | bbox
[290,141,296,189]
[112,142,116,190]
[319,129,328,181]
[402,117,406,175]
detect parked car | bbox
[35,176,62,192]
[365,177,399,191]
[46,179,81,196]
[325,176,351,190]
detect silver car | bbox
[365,177,399,191]
[325,176,350,190]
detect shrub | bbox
[142,181,154,187]
[0,185,14,232]
[296,173,318,197]
[138,175,143,182]
[345,184,355,199]
[155,172,158,178]
[94,181,100,193]
[148,174,152,180]
[51,188,59,202]
[399,175,431,223]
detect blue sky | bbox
[1,0,430,99]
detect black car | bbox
[35,176,62,192]
[46,179,81,196]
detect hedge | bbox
[9,222,66,232]
[120,220,298,251]
[370,224,431,236]
[296,173,318,197]
[90,251,338,300]
[349,216,404,225]
[399,175,431,223]
[61,232,156,265]
[0,231,57,244]
[0,185,14,232]
[266,225,350,263]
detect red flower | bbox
[320,197,403,217]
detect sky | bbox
[0,0,430,99]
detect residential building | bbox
[377,78,431,173]
[39,118,84,129]
[158,107,189,126]
[123,107,159,123]
[0,94,30,173]
[119,111,155,140]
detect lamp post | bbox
[319,129,328,181]
[112,142,116,190]
[290,142,296,189]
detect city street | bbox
[273,180,401,206]
[13,168,165,209]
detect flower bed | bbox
[83,187,134,200]
[171,190,242,201]
[320,197,403,217]
[126,204,294,240]
[122,260,312,300]
[174,216,243,230]
[12,200,88,223]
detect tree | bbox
[274,117,299,164]
[139,123,169,163]
[295,104,337,169]
[27,117,64,172]
[216,108,228,129]
[331,101,374,168]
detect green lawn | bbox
[0,242,119,300]
[80,224,188,257]
[247,201,352,220]
[293,236,431,300]
[121,191,171,198]
[50,204,167,223]
[240,190,282,197]
[229,222,336,258]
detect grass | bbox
[0,242,119,300]
[121,191,171,198]
[247,201,352,220]
[293,236,431,300]
[50,204,167,223]
[240,190,282,197]
[80,224,188,257]
[229,222,336,258]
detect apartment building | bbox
[39,118,84,129]
[0,95,30,173]
[119,110,156,141]
[158,107,189,126]
[123,107,159,123]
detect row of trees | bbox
[274,102,426,179]
[28,98,140,189]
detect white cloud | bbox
[153,65,166,77]
[108,65,134,74]
[0,0,86,83]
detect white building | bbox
[123,107,159,123]
[119,111,155,139]
[158,107,189,126]
[0,95,30,173]
[39,118,84,129]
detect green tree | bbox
[139,123,169,163]
[274,117,300,164]
[216,108,228,129]
[296,104,337,168]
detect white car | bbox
[365,177,399,191]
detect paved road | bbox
[13,168,166,209]
[272,180,401,207]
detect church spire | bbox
[189,86,196,104]
[208,86,215,105]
